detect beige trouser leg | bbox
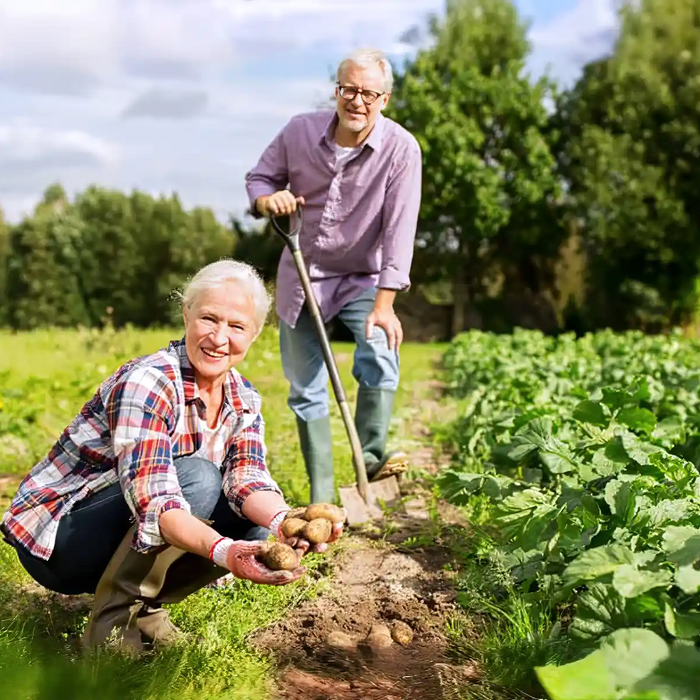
[81,528,187,654]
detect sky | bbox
[0,0,619,225]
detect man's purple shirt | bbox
[245,109,422,328]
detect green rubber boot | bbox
[354,387,410,482]
[296,415,335,503]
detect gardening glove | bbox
[209,537,305,586]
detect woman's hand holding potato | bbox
[209,538,306,585]
[208,504,346,585]
[271,503,346,556]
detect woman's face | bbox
[183,280,259,386]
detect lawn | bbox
[0,325,447,700]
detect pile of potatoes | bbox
[260,503,345,571]
[328,621,414,653]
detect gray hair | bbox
[180,259,271,335]
[337,48,394,94]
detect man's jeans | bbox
[12,457,269,595]
[279,286,400,421]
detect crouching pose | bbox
[0,259,342,654]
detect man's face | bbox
[335,62,389,134]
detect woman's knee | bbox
[173,456,223,519]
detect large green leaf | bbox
[535,651,615,700]
[632,641,700,700]
[617,407,657,435]
[574,400,609,427]
[604,480,637,525]
[598,628,669,691]
[563,545,636,588]
[536,629,669,700]
[661,527,700,565]
[674,565,700,595]
[612,565,672,599]
[664,602,700,640]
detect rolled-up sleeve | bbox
[106,366,190,553]
[378,138,423,290]
[244,122,291,218]
[221,412,283,515]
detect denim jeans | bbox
[279,286,400,421]
[12,457,269,595]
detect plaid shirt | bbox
[1,338,283,561]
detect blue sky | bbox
[0,0,618,224]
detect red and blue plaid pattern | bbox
[1,338,282,560]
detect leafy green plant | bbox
[438,328,700,698]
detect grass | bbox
[0,324,447,699]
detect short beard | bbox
[339,114,367,133]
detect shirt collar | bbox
[320,110,386,152]
[170,338,259,415]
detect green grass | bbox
[0,324,447,699]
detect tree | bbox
[387,0,564,334]
[6,202,91,330]
[2,185,237,330]
[0,207,9,326]
[553,0,700,331]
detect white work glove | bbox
[209,537,305,586]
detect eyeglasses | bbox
[336,84,385,105]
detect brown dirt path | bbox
[250,374,481,700]
[251,500,479,700]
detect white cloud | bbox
[530,0,617,50]
[528,0,618,84]
[0,124,119,166]
[0,1,119,94]
[122,88,210,120]
[0,0,621,225]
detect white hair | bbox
[180,259,271,335]
[337,48,394,94]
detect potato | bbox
[304,503,345,524]
[302,518,332,544]
[284,506,308,521]
[280,517,307,538]
[327,631,356,651]
[391,621,413,646]
[366,623,393,650]
[260,542,299,571]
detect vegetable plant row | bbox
[438,328,700,700]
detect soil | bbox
[251,487,478,700]
[248,376,478,700]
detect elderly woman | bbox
[0,259,342,654]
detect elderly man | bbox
[245,48,422,503]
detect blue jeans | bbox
[12,457,269,595]
[279,286,400,421]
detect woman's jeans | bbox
[12,457,270,595]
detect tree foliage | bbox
[553,0,700,331]
[0,206,10,327]
[2,184,236,330]
[387,0,565,333]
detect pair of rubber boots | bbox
[81,525,226,655]
[297,386,409,504]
